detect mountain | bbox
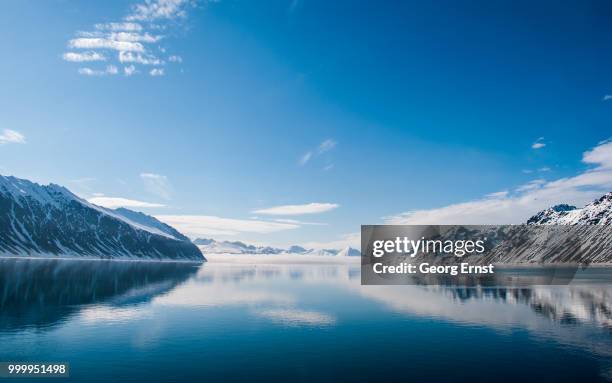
[194,238,361,256]
[287,245,308,253]
[472,192,612,264]
[113,207,190,241]
[0,175,204,261]
[193,238,284,254]
[527,192,612,225]
[305,248,338,256]
[336,246,361,257]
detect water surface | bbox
[0,257,610,382]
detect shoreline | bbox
[0,254,205,264]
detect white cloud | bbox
[127,0,193,22]
[253,202,339,216]
[62,51,107,62]
[124,65,137,76]
[119,51,162,65]
[583,139,612,168]
[531,137,546,149]
[63,0,194,78]
[385,140,612,225]
[109,32,162,43]
[299,138,337,166]
[515,179,546,192]
[155,215,299,237]
[69,38,145,52]
[149,68,165,76]
[485,190,508,199]
[0,129,26,144]
[95,22,143,31]
[78,68,101,76]
[140,172,171,200]
[299,151,312,165]
[272,218,327,226]
[88,196,165,208]
[78,65,118,76]
[318,138,336,154]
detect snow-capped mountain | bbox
[193,238,284,254]
[336,246,361,257]
[194,238,361,256]
[473,192,612,264]
[304,248,339,256]
[0,175,204,261]
[527,192,612,225]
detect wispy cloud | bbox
[124,65,137,76]
[140,172,171,200]
[126,0,193,22]
[603,95,612,101]
[149,68,165,76]
[299,138,337,165]
[88,196,165,208]
[522,166,551,174]
[531,137,546,149]
[78,65,119,76]
[0,129,26,144]
[318,139,336,153]
[253,202,339,216]
[155,215,300,237]
[385,139,612,225]
[299,151,312,165]
[272,218,327,226]
[62,51,107,62]
[63,0,194,77]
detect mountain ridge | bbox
[0,175,204,261]
[527,192,612,225]
[193,237,360,256]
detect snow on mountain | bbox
[113,207,189,241]
[305,248,338,256]
[527,192,612,225]
[193,238,284,254]
[194,238,361,256]
[287,245,308,254]
[336,246,361,257]
[0,175,204,261]
[471,192,612,264]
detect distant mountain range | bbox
[193,238,361,256]
[0,175,204,261]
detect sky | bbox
[1,0,612,248]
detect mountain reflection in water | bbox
[0,258,199,331]
[0,258,610,382]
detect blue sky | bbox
[1,0,612,247]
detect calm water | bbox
[0,257,611,382]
